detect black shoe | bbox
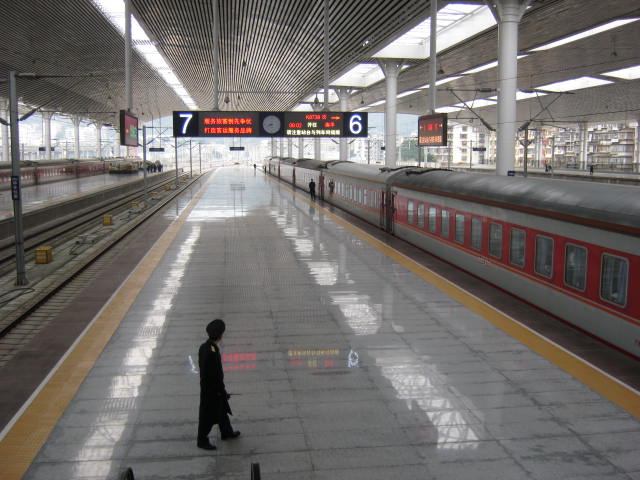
[197,442,217,450]
[221,430,241,440]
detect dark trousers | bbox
[197,404,233,444]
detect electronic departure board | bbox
[173,111,367,138]
[418,113,448,147]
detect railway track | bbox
[0,171,204,339]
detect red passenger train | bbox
[268,157,640,358]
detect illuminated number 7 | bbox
[179,113,193,134]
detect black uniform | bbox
[309,179,316,200]
[197,340,234,444]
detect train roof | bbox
[394,169,640,232]
[324,161,405,184]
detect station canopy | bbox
[0,0,638,128]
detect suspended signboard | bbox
[418,113,448,147]
[173,111,367,138]
[119,110,139,147]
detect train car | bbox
[268,159,640,358]
[107,158,141,173]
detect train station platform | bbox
[1,166,639,480]
[0,171,164,220]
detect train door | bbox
[379,191,386,229]
[384,187,396,234]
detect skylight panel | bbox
[602,65,640,80]
[536,76,613,92]
[461,56,527,75]
[373,4,494,59]
[530,18,639,52]
[453,99,496,108]
[91,0,197,109]
[331,64,384,88]
[398,90,421,98]
[435,106,463,113]
[419,76,463,89]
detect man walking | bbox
[197,319,241,450]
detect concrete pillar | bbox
[1,100,9,163]
[271,137,276,158]
[299,137,304,159]
[378,59,403,168]
[287,138,292,160]
[72,116,81,159]
[579,122,588,170]
[312,102,323,161]
[335,87,351,161]
[96,123,102,159]
[488,0,529,176]
[42,111,53,161]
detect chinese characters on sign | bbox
[418,113,448,147]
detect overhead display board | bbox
[418,113,448,147]
[119,110,139,147]
[173,111,367,138]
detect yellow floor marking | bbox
[273,176,640,418]
[0,173,216,480]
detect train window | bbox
[488,222,502,259]
[455,213,465,243]
[428,206,437,233]
[564,244,587,291]
[600,254,628,306]
[407,201,414,225]
[417,204,425,228]
[534,236,554,278]
[471,217,482,250]
[509,228,526,267]
[441,210,450,238]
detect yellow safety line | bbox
[273,176,640,418]
[0,173,216,480]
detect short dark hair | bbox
[206,319,226,341]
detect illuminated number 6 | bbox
[179,113,193,134]
[349,114,363,135]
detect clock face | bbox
[262,114,281,134]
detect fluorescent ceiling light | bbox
[454,99,496,108]
[536,76,613,92]
[331,63,384,88]
[530,18,640,52]
[368,100,386,107]
[91,0,198,110]
[353,106,369,112]
[435,106,463,113]
[602,64,640,80]
[461,55,527,75]
[373,4,495,59]
[418,76,462,89]
[398,90,421,98]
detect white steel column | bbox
[287,138,292,160]
[124,0,133,112]
[298,137,304,159]
[73,116,81,159]
[579,122,588,170]
[43,112,52,161]
[312,102,323,161]
[488,0,529,176]
[335,87,350,161]
[379,59,403,168]
[96,123,102,160]
[2,100,10,163]
[428,0,438,114]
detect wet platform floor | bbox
[6,166,640,480]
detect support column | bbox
[96,123,102,160]
[312,102,323,161]
[271,137,276,158]
[488,0,529,176]
[335,87,351,161]
[1,100,9,163]
[42,112,53,161]
[124,0,133,112]
[72,116,81,159]
[298,137,304,159]
[579,122,589,170]
[378,59,403,168]
[287,138,292,160]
